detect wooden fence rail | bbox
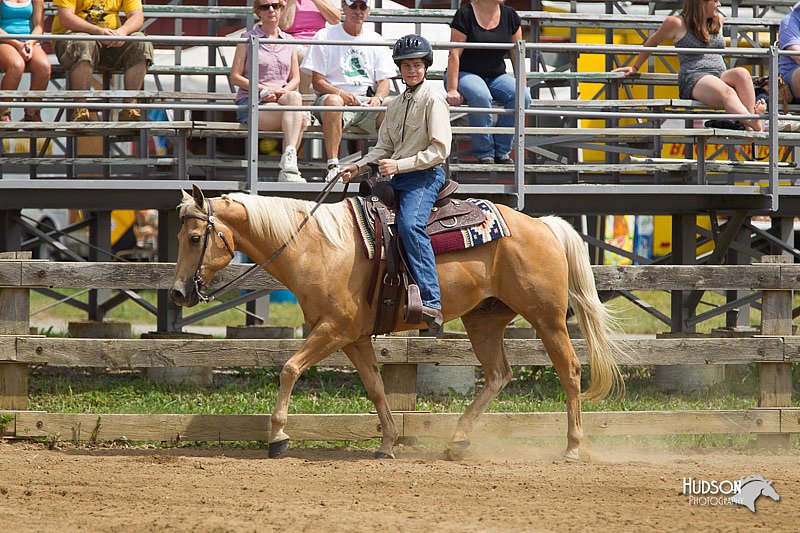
[0,255,796,446]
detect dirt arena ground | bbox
[1,440,797,532]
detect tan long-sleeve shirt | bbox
[355,81,452,174]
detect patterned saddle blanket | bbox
[347,196,512,260]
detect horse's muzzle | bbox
[169,279,199,307]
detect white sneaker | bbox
[280,147,299,174]
[326,164,341,183]
[278,170,306,183]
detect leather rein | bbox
[183,177,346,303]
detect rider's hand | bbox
[446,89,463,106]
[340,164,359,183]
[378,159,399,177]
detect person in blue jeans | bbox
[445,0,530,164]
[779,2,800,103]
[341,35,452,327]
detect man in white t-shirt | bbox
[301,0,396,181]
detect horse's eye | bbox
[190,235,201,244]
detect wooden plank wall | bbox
[1,259,798,443]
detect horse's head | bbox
[170,184,237,307]
[761,480,780,502]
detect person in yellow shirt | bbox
[52,0,153,121]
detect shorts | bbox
[55,31,154,71]
[235,97,250,123]
[779,63,800,100]
[313,93,379,135]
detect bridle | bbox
[182,198,235,303]
[181,177,346,303]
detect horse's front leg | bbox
[342,338,399,458]
[269,325,347,458]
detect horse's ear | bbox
[180,189,193,203]
[192,184,205,211]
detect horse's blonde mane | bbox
[224,192,350,248]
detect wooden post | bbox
[0,251,30,409]
[383,331,418,417]
[757,255,792,448]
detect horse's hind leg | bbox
[530,314,583,461]
[342,337,399,458]
[446,305,516,460]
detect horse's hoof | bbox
[563,450,580,463]
[268,438,290,458]
[373,451,395,460]
[444,440,470,461]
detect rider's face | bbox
[400,59,426,86]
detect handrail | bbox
[0,30,793,210]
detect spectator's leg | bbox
[320,93,344,160]
[278,91,306,150]
[694,71,762,132]
[256,103,284,131]
[450,72,493,160]
[0,43,25,90]
[68,61,93,91]
[24,45,52,120]
[112,36,154,118]
[491,73,531,159]
[28,45,51,90]
[0,43,25,119]
[789,67,800,102]
[122,61,147,92]
[55,34,98,120]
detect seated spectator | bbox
[231,0,308,183]
[614,0,764,132]
[445,0,531,165]
[52,0,153,122]
[779,2,800,105]
[0,0,51,121]
[279,0,340,93]
[301,0,396,181]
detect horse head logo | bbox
[731,475,780,513]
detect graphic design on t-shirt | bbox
[342,48,370,86]
[82,1,111,28]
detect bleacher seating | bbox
[0,0,795,210]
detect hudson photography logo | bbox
[682,475,780,512]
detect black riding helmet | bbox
[392,34,433,69]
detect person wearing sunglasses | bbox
[231,0,308,182]
[340,35,451,328]
[301,0,396,182]
[278,0,340,94]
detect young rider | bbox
[340,34,452,327]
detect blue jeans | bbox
[392,166,445,309]
[446,72,531,160]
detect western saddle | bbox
[358,176,485,335]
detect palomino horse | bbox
[170,185,622,460]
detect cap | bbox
[344,0,370,5]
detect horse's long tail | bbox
[541,216,623,400]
